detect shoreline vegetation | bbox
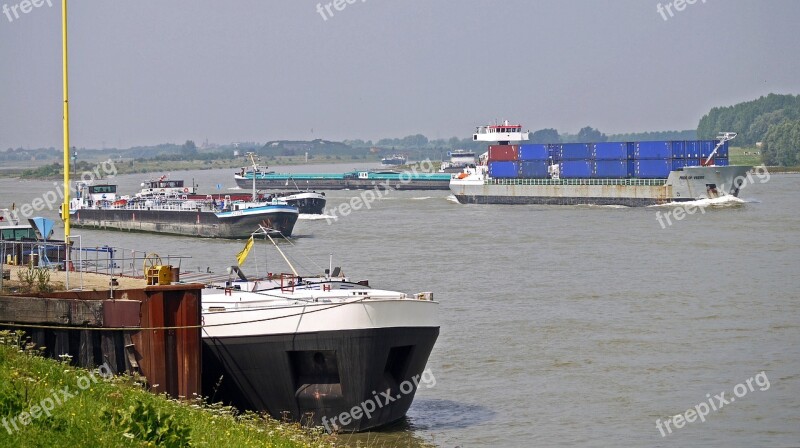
[0,330,335,448]
[2,147,797,181]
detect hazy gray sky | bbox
[1,0,799,149]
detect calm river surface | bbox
[1,165,798,447]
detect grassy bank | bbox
[0,330,333,448]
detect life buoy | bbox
[160,189,165,192]
[183,188,189,193]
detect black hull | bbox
[71,208,298,238]
[235,178,450,191]
[202,327,439,432]
[454,194,693,206]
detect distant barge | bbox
[235,168,452,191]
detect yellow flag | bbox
[236,236,254,266]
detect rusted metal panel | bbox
[1,285,203,401]
[103,300,141,328]
[175,288,201,399]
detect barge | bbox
[450,122,751,206]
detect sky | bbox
[1,0,799,149]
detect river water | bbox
[1,165,798,447]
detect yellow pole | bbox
[61,0,71,286]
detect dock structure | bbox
[0,284,202,399]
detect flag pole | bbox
[61,0,71,289]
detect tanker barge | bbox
[235,168,452,191]
[69,182,298,238]
[450,122,751,206]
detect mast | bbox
[61,0,71,288]
[247,151,258,202]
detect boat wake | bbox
[585,204,629,209]
[298,214,335,221]
[650,195,747,208]
[446,195,460,204]
[411,196,433,200]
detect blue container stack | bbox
[496,139,732,180]
[559,160,593,178]
[592,142,629,160]
[517,144,550,178]
[559,143,593,160]
[635,159,672,178]
[488,161,520,178]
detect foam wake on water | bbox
[649,195,747,208]
[298,214,335,220]
[446,195,460,204]
[585,204,629,209]
[411,196,433,200]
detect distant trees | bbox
[762,119,800,166]
[697,93,800,145]
[530,128,560,144]
[606,130,697,141]
[576,126,607,143]
[181,140,198,157]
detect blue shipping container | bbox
[672,159,686,170]
[518,144,550,161]
[670,141,686,159]
[593,160,628,178]
[519,161,550,178]
[592,142,628,160]
[488,161,520,178]
[635,141,672,159]
[685,141,701,158]
[700,140,717,157]
[715,158,730,166]
[685,158,701,167]
[700,140,729,158]
[635,159,672,178]
[559,143,593,160]
[716,141,729,158]
[560,160,593,178]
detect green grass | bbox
[0,331,334,448]
[729,146,763,166]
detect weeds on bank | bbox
[0,330,335,448]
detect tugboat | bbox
[202,228,440,432]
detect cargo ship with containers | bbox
[235,167,452,191]
[450,121,751,206]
